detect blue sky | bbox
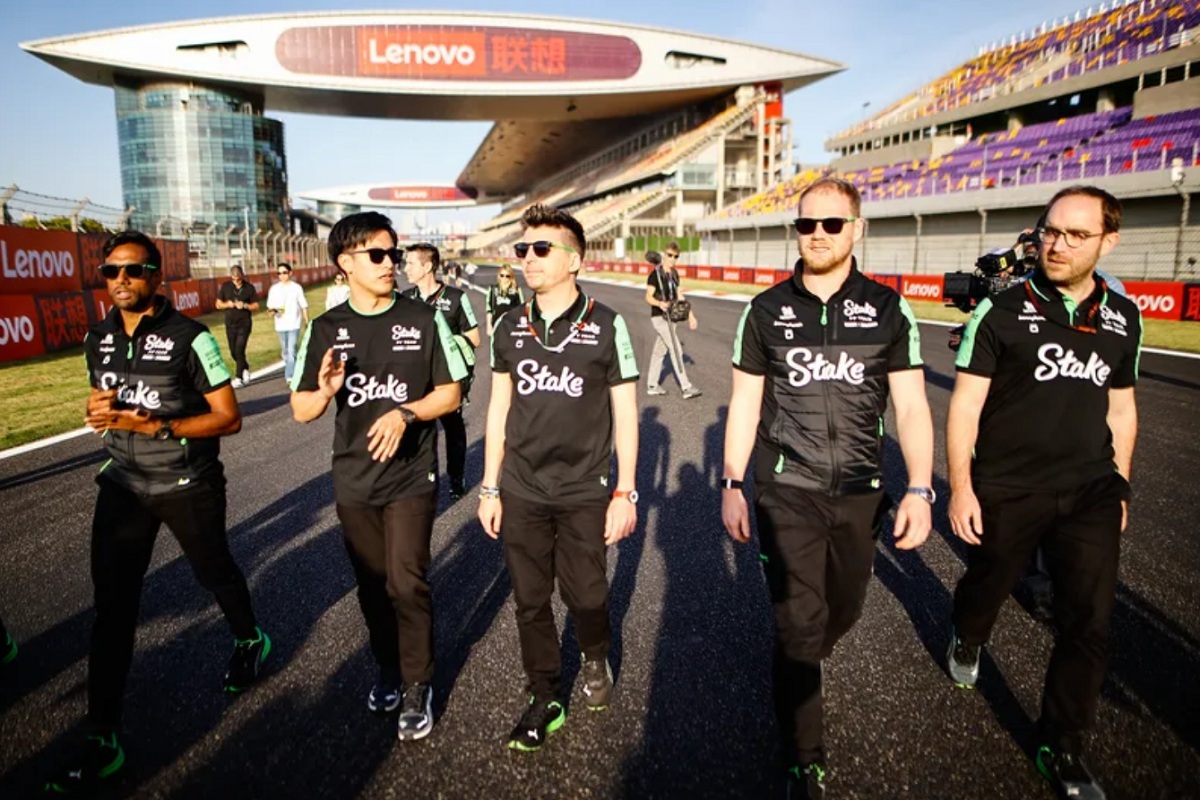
[0,0,1102,227]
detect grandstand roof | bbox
[22,11,842,198]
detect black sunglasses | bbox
[99,263,159,280]
[514,240,576,258]
[346,247,404,265]
[794,217,858,235]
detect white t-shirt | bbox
[325,283,351,311]
[267,280,308,331]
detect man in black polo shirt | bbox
[46,231,269,793]
[479,204,639,752]
[215,265,259,387]
[291,212,466,741]
[721,178,934,800]
[402,242,480,499]
[946,186,1140,800]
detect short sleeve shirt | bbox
[646,267,680,318]
[404,283,478,337]
[956,270,1142,490]
[490,291,639,503]
[292,293,468,507]
[217,280,257,326]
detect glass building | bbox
[116,82,288,232]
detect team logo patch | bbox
[785,348,866,387]
[391,324,423,352]
[345,373,410,407]
[1098,305,1128,337]
[515,358,583,397]
[842,299,878,329]
[1034,343,1111,387]
[141,333,176,362]
[99,372,162,409]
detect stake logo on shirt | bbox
[345,372,410,407]
[785,348,866,387]
[99,372,163,409]
[1033,343,1112,386]
[515,357,584,397]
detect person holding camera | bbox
[644,243,701,399]
[946,186,1141,800]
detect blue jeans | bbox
[278,328,299,381]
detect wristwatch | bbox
[612,489,639,505]
[154,420,174,441]
[720,478,744,490]
[396,406,418,425]
[907,486,937,504]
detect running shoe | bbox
[396,683,434,741]
[368,669,402,713]
[681,387,703,399]
[43,732,125,794]
[646,386,667,396]
[580,657,613,711]
[449,479,467,501]
[1036,745,1107,799]
[508,696,566,752]
[223,627,271,692]
[784,761,827,800]
[946,628,980,688]
[2,631,16,666]
[242,369,251,385]
[231,378,244,389]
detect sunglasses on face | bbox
[498,272,514,278]
[794,217,858,235]
[346,247,404,265]
[514,240,576,259]
[99,263,159,280]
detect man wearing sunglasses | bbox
[401,242,480,500]
[946,186,1140,800]
[266,263,308,383]
[722,177,933,799]
[215,265,259,388]
[644,244,701,399]
[291,212,467,742]
[48,231,269,793]
[480,204,639,752]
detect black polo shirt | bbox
[403,282,478,337]
[956,269,1141,491]
[486,284,524,320]
[291,292,468,507]
[490,290,639,503]
[217,280,257,327]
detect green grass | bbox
[582,269,1200,353]
[0,282,335,451]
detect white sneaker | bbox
[231,377,244,389]
[242,369,251,384]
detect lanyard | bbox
[522,293,595,354]
[1023,278,1105,334]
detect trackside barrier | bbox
[0,226,336,364]
[582,261,1200,323]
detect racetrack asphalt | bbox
[0,265,1197,799]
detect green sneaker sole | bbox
[2,636,16,665]
[507,709,566,752]
[223,629,272,693]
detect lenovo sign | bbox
[366,186,474,203]
[359,29,486,79]
[1124,281,1184,321]
[0,226,82,295]
[0,295,45,361]
[901,276,944,301]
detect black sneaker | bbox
[396,682,434,741]
[44,732,126,794]
[580,657,613,711]
[368,670,401,713]
[508,696,566,752]
[223,627,271,692]
[1036,745,1107,799]
[2,631,16,666]
[946,627,980,688]
[449,479,467,500]
[784,761,827,800]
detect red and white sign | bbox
[1124,281,1184,321]
[0,295,45,361]
[169,280,202,317]
[0,227,82,295]
[900,275,944,301]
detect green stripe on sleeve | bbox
[732,304,753,366]
[955,298,993,370]
[612,313,640,380]
[435,310,469,382]
[1134,310,1144,381]
[460,292,478,329]
[897,297,923,367]
[289,322,315,392]
[192,331,232,387]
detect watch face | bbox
[628,490,639,504]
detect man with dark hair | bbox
[266,263,308,383]
[292,212,466,741]
[947,185,1139,800]
[401,242,480,499]
[722,180,933,799]
[47,230,269,793]
[479,204,640,751]
[215,265,259,387]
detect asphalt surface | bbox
[1,266,1197,800]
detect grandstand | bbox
[698,0,1200,283]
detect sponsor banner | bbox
[0,294,45,361]
[79,232,108,290]
[722,268,741,283]
[89,289,114,324]
[866,273,902,292]
[636,264,651,276]
[198,278,219,315]
[277,25,641,82]
[36,292,90,352]
[168,280,203,317]
[694,266,714,281]
[0,226,83,295]
[1183,283,1200,322]
[753,269,779,286]
[366,186,474,204]
[900,275,944,301]
[1124,281,1184,320]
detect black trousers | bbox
[440,408,467,485]
[336,491,437,685]
[755,483,886,765]
[88,476,257,730]
[952,473,1123,753]
[501,493,611,699]
[225,320,251,378]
